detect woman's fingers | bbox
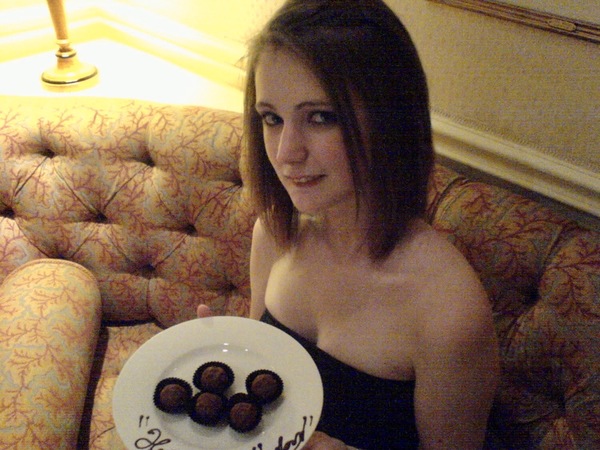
[303,431,347,449]
[196,304,213,318]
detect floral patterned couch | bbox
[0,95,598,449]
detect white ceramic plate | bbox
[113,316,323,450]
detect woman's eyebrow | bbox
[255,101,274,110]
[296,101,333,110]
[255,100,333,110]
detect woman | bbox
[200,0,499,448]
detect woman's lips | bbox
[287,175,324,186]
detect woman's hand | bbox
[196,304,213,318]
[303,431,349,449]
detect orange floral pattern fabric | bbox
[0,96,255,328]
[0,259,101,449]
[430,166,600,449]
[1,97,598,448]
[85,323,162,449]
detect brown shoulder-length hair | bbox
[244,0,434,260]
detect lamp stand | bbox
[42,0,98,85]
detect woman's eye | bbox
[260,112,282,126]
[310,111,338,125]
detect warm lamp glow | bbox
[42,0,98,87]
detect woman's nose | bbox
[276,123,307,163]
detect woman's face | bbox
[254,48,357,218]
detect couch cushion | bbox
[83,322,163,449]
[0,259,101,449]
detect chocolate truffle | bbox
[188,391,227,426]
[193,361,234,394]
[153,377,192,414]
[227,393,262,433]
[246,369,284,404]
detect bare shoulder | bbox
[252,217,274,250]
[251,218,285,263]
[405,223,499,448]
[400,221,493,342]
[249,218,281,319]
[405,221,486,302]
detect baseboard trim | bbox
[432,113,600,217]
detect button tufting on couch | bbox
[0,96,255,328]
[0,96,598,449]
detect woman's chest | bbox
[266,250,401,314]
[264,252,418,379]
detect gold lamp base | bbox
[42,0,98,89]
[42,47,98,86]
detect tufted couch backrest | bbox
[0,96,598,448]
[0,97,256,327]
[428,166,600,448]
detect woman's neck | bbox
[301,209,370,260]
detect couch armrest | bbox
[0,259,101,449]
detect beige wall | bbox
[393,1,599,176]
[112,0,282,43]
[108,0,599,176]
[233,0,600,224]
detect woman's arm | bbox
[413,260,499,449]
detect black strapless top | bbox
[261,309,419,449]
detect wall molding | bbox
[428,0,600,44]
[432,113,600,217]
